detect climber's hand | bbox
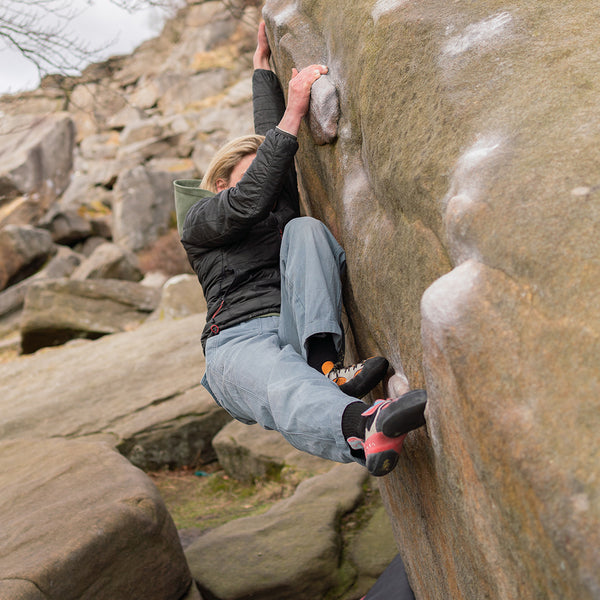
[253,21,271,70]
[278,64,328,136]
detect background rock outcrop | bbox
[263,0,600,598]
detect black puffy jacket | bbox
[181,70,300,348]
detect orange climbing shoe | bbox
[322,356,389,398]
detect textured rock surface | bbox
[0,437,192,600]
[149,273,207,321]
[264,1,600,598]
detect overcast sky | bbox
[0,1,169,95]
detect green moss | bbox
[151,465,318,531]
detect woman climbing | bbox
[176,22,427,476]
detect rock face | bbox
[263,1,600,598]
[0,437,192,600]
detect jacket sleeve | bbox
[252,69,300,216]
[181,128,299,248]
[253,69,286,135]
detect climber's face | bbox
[216,153,256,192]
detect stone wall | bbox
[263,1,600,598]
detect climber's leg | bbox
[203,315,361,463]
[278,216,388,397]
[202,315,427,472]
[278,216,346,359]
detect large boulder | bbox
[263,1,600,598]
[0,313,228,470]
[186,463,368,600]
[0,437,192,600]
[20,278,160,353]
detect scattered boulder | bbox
[0,112,75,203]
[0,194,46,227]
[213,420,332,483]
[57,171,115,211]
[71,241,143,282]
[112,165,173,252]
[150,274,207,321]
[39,205,93,244]
[0,245,82,321]
[20,278,160,353]
[120,116,164,146]
[186,463,368,600]
[0,437,193,600]
[0,225,55,291]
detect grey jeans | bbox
[202,217,362,464]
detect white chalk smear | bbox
[372,0,409,25]
[274,4,297,27]
[457,137,501,172]
[443,11,512,57]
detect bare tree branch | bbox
[0,0,183,80]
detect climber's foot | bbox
[322,356,389,398]
[347,389,427,477]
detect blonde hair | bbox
[201,134,265,192]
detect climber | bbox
[176,22,427,476]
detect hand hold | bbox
[307,75,340,145]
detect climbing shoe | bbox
[347,389,427,477]
[322,356,389,398]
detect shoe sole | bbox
[380,389,427,437]
[339,357,389,398]
[366,448,402,477]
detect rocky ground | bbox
[0,2,399,599]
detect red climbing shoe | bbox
[322,356,389,398]
[347,389,427,477]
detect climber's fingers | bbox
[287,64,328,118]
[253,21,271,70]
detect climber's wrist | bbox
[277,110,303,137]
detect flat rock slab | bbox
[187,463,368,600]
[0,313,229,470]
[20,278,161,353]
[0,437,192,600]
